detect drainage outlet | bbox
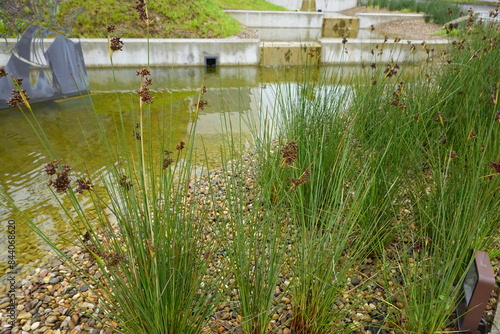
[205,56,218,67]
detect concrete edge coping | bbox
[320,38,450,44]
[324,13,357,18]
[2,38,262,42]
[260,42,321,46]
[78,38,261,44]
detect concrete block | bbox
[322,16,359,38]
[261,42,321,66]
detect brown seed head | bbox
[490,160,500,174]
[281,140,298,166]
[109,37,124,52]
[176,141,185,151]
[76,178,93,194]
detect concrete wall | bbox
[80,38,261,67]
[225,10,323,28]
[0,40,17,66]
[321,39,449,64]
[261,42,321,66]
[265,0,358,12]
[1,37,453,70]
[0,38,260,68]
[225,10,323,41]
[357,13,425,29]
[255,28,322,42]
[322,16,359,38]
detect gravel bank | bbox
[1,152,498,333]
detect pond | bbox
[0,65,360,281]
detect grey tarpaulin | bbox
[0,25,89,109]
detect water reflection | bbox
[0,65,359,280]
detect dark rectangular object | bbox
[204,56,218,67]
[457,250,495,333]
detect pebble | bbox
[39,269,49,278]
[351,277,361,286]
[45,315,58,324]
[17,311,32,320]
[0,150,498,334]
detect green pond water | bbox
[0,65,359,282]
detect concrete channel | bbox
[0,9,458,68]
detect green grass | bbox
[1,7,499,334]
[59,0,241,38]
[435,27,463,37]
[441,0,498,4]
[214,0,287,11]
[0,0,283,38]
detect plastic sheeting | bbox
[0,25,89,109]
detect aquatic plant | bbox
[1,4,498,334]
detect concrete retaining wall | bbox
[1,38,261,67]
[225,10,323,41]
[358,13,425,29]
[255,28,322,42]
[322,16,359,38]
[80,38,261,67]
[265,0,303,11]
[321,39,449,64]
[316,0,358,13]
[225,10,323,28]
[261,42,321,66]
[265,0,357,12]
[1,37,452,69]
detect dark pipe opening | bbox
[205,56,218,67]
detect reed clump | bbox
[1,3,498,334]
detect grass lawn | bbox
[0,0,286,38]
